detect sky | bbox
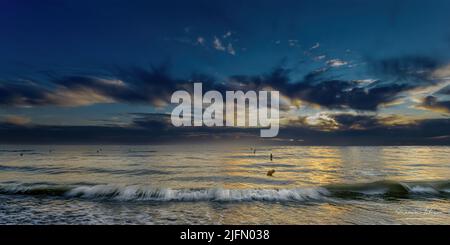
[1,0,450,145]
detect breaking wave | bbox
[324,180,450,198]
[0,183,329,202]
[0,180,449,202]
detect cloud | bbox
[227,43,236,55]
[416,96,450,114]
[294,113,410,131]
[223,62,439,111]
[328,113,407,130]
[2,115,31,125]
[326,59,348,67]
[45,86,116,106]
[130,113,171,130]
[314,55,326,61]
[213,36,226,51]
[196,36,205,45]
[304,113,339,131]
[328,114,380,130]
[431,64,450,80]
[1,56,449,113]
[310,43,320,50]
[288,39,299,47]
[1,115,449,145]
[212,36,236,55]
[223,31,232,38]
[436,85,450,95]
[0,65,185,107]
[271,73,409,111]
[0,81,50,106]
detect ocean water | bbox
[0,145,449,224]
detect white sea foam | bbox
[408,186,440,194]
[65,185,330,202]
[1,181,449,202]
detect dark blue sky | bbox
[2,0,450,76]
[1,0,450,144]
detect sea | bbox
[0,145,449,224]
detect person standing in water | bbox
[270,153,273,161]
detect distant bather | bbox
[267,169,275,176]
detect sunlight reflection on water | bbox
[0,145,449,224]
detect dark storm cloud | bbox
[1,103,448,145]
[0,77,110,107]
[289,80,408,111]
[0,124,167,144]
[52,65,192,106]
[276,55,446,111]
[0,66,188,107]
[218,56,447,111]
[226,67,410,111]
[0,81,50,106]
[435,85,450,95]
[130,113,171,130]
[285,113,398,132]
[330,114,382,130]
[276,118,450,146]
[213,67,399,111]
[111,65,181,105]
[0,70,423,111]
[418,96,450,114]
[0,55,448,112]
[1,116,449,145]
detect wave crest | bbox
[0,183,329,202]
[1,180,449,202]
[67,185,330,201]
